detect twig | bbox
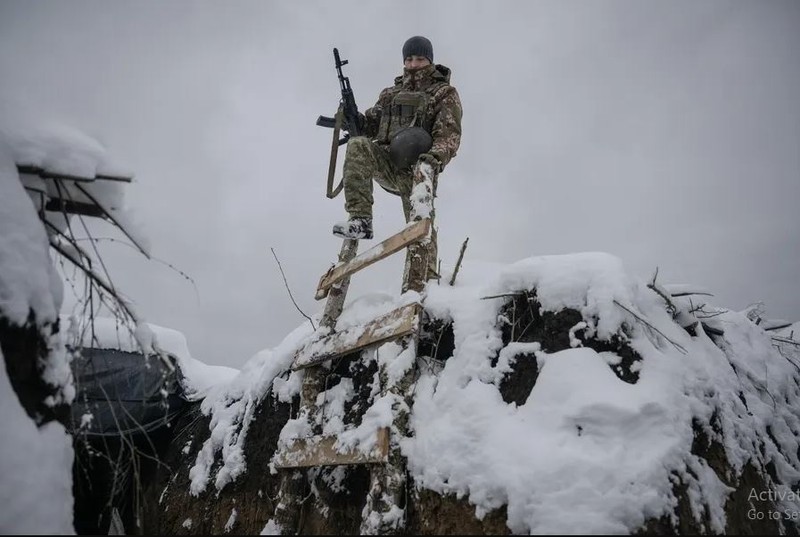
[49,235,138,323]
[670,291,714,298]
[480,292,524,300]
[648,267,677,316]
[75,236,200,302]
[773,344,800,373]
[613,300,687,354]
[270,247,316,331]
[772,336,800,347]
[764,322,793,332]
[449,237,469,286]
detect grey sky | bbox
[1,1,798,368]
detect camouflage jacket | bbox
[360,63,462,170]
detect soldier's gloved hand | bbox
[343,112,365,134]
[417,153,442,173]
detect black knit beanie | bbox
[402,36,434,63]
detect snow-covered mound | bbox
[409,253,800,533]
[145,252,800,535]
[0,139,74,534]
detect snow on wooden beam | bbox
[274,428,390,469]
[315,219,431,300]
[292,303,421,371]
[16,164,132,183]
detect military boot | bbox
[332,216,373,240]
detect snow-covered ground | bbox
[189,252,800,534]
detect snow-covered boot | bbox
[332,216,373,240]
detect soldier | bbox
[332,36,463,281]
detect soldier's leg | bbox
[400,170,440,284]
[343,137,394,218]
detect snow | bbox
[186,249,799,533]
[224,508,237,532]
[189,320,316,495]
[0,142,63,326]
[0,131,85,535]
[409,164,434,222]
[0,123,151,256]
[0,348,74,534]
[2,122,131,179]
[0,137,74,405]
[261,519,282,535]
[403,252,800,533]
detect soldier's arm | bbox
[429,86,463,170]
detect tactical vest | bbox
[376,81,449,144]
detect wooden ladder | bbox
[271,167,437,534]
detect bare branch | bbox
[670,291,714,298]
[772,336,800,347]
[75,236,200,302]
[270,247,316,331]
[613,300,687,354]
[449,237,469,286]
[647,266,677,316]
[480,292,524,300]
[772,344,800,373]
[49,236,138,324]
[763,322,793,332]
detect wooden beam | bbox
[274,427,389,469]
[315,219,431,300]
[44,198,105,218]
[16,164,132,183]
[292,303,421,371]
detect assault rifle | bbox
[317,48,360,198]
[317,47,361,140]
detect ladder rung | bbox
[316,219,431,300]
[274,427,389,469]
[292,303,421,371]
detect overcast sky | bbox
[1,1,798,368]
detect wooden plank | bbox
[16,164,132,183]
[44,198,105,218]
[315,219,431,300]
[274,427,390,469]
[292,303,421,371]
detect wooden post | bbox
[272,238,359,534]
[360,333,418,534]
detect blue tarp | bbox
[69,348,189,437]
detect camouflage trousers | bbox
[343,136,439,283]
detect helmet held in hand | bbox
[389,127,433,170]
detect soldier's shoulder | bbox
[432,81,460,102]
[433,64,454,84]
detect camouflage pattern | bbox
[342,63,461,283]
[360,63,463,169]
[342,137,439,282]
